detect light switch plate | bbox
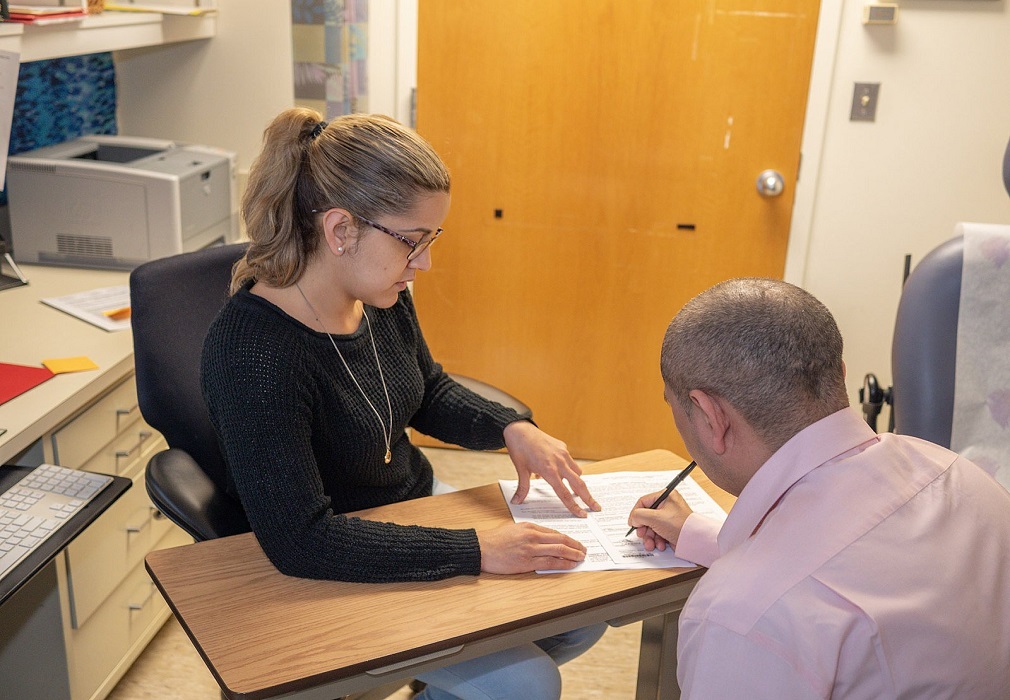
[850,82,880,122]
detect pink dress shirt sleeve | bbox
[673,513,722,567]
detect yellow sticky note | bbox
[42,356,100,374]
[103,306,131,321]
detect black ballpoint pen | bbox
[626,461,698,537]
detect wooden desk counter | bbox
[146,449,734,700]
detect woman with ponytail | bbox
[200,109,605,700]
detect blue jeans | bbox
[412,622,608,700]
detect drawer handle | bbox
[115,431,153,460]
[126,517,151,535]
[129,584,157,612]
[116,404,141,432]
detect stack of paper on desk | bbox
[41,285,131,332]
[499,470,728,573]
[104,0,216,15]
[7,3,88,23]
[9,0,88,10]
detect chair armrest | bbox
[448,373,533,421]
[145,448,250,542]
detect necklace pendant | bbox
[384,449,392,464]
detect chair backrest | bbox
[890,236,963,448]
[130,243,248,492]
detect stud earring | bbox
[337,246,344,253]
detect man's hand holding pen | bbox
[627,487,696,552]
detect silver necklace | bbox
[295,282,394,464]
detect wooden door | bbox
[413,0,820,460]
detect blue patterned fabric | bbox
[10,53,117,154]
[2,52,118,204]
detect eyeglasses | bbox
[311,209,443,262]
[358,215,443,261]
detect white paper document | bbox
[41,285,131,332]
[104,1,217,15]
[499,470,728,573]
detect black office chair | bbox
[131,243,251,541]
[130,242,533,543]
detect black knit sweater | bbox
[200,283,523,583]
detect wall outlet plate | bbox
[863,3,898,24]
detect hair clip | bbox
[310,121,328,140]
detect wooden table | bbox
[146,449,733,700]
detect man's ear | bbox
[688,389,730,455]
[319,208,354,256]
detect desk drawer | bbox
[65,470,158,629]
[79,422,164,481]
[66,526,190,700]
[68,559,161,700]
[128,526,191,651]
[53,377,142,469]
[68,562,149,700]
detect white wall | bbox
[116,0,407,185]
[368,0,417,124]
[789,0,1010,406]
[115,0,295,186]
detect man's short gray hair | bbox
[661,278,849,451]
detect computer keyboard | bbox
[0,463,113,581]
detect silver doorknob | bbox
[756,169,785,197]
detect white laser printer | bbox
[6,135,237,270]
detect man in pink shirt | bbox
[628,278,1010,699]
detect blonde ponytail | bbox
[232,110,450,294]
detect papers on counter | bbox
[499,469,728,574]
[103,2,217,15]
[41,285,131,332]
[0,362,54,406]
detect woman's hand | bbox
[477,522,587,573]
[628,489,693,551]
[503,421,601,517]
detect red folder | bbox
[0,362,56,406]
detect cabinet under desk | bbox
[0,263,191,700]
